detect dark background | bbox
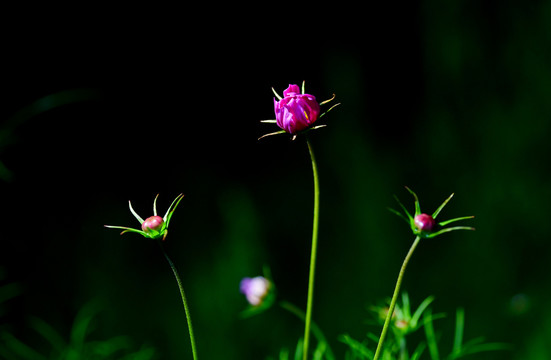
[1,1,550,359]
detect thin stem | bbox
[279,301,335,360]
[373,236,421,360]
[304,136,320,360]
[158,242,199,360]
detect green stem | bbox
[158,242,199,360]
[304,137,320,360]
[373,236,421,360]
[280,301,335,360]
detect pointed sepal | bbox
[128,201,144,224]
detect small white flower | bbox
[240,276,271,306]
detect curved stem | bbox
[158,242,199,360]
[373,236,421,360]
[304,137,320,360]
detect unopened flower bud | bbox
[141,215,165,235]
[274,84,321,134]
[414,213,436,233]
[240,276,271,306]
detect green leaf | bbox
[29,317,67,353]
[451,308,464,356]
[411,342,427,360]
[338,334,374,359]
[294,338,303,360]
[0,332,47,360]
[424,309,440,360]
[401,292,411,321]
[278,348,290,360]
[410,295,435,330]
[70,302,101,352]
[313,341,327,360]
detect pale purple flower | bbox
[240,276,271,306]
[274,84,321,134]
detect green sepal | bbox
[319,93,336,106]
[393,194,413,221]
[438,216,474,227]
[164,193,185,226]
[432,193,454,219]
[153,194,159,216]
[387,206,410,224]
[319,102,341,119]
[272,87,282,100]
[405,187,421,216]
[128,201,144,224]
[104,225,147,237]
[426,226,475,238]
[258,130,287,140]
[239,289,276,319]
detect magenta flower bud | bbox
[141,215,164,234]
[274,84,321,134]
[414,213,436,233]
[240,276,271,306]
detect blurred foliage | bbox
[2,0,551,359]
[340,293,509,360]
[0,297,156,360]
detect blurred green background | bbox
[1,1,550,359]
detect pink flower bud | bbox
[414,213,436,233]
[274,84,321,134]
[141,215,164,234]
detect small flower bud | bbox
[240,276,271,306]
[395,319,409,330]
[141,215,165,235]
[274,84,321,134]
[414,213,436,233]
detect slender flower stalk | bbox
[303,136,320,360]
[280,301,335,360]
[157,241,199,360]
[373,236,421,360]
[260,82,337,359]
[105,194,198,360]
[374,188,475,360]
